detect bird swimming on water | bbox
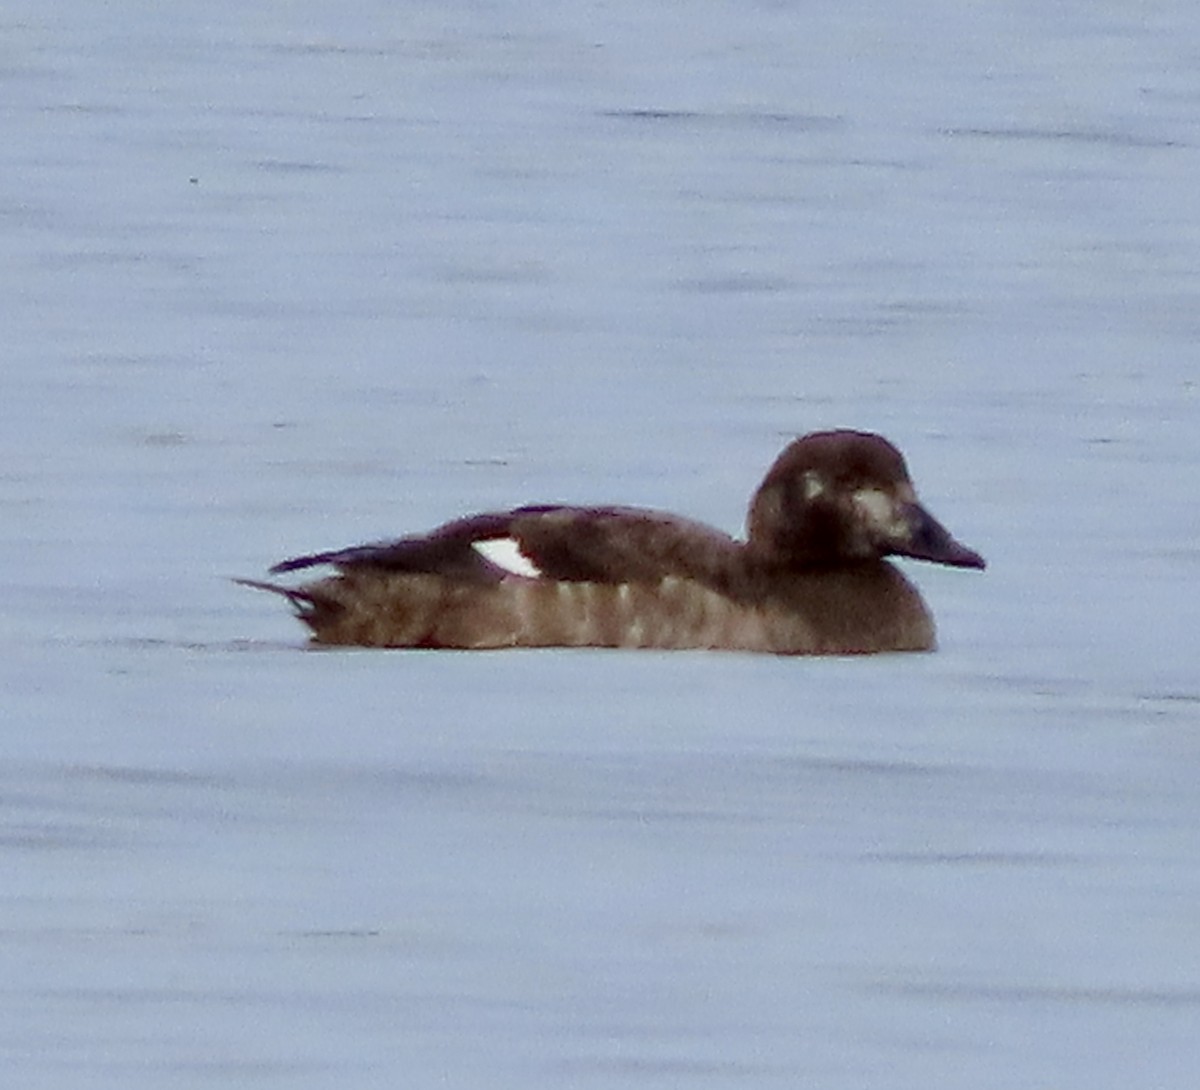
[240,429,984,654]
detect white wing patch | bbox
[473,537,543,578]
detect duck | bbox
[240,429,984,654]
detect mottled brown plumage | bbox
[240,430,984,654]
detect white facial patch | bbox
[802,471,826,501]
[473,537,543,578]
[852,488,901,533]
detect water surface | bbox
[3,2,1199,1087]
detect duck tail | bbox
[232,576,323,620]
[236,576,358,645]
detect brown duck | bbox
[241,429,984,653]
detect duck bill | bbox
[893,504,986,570]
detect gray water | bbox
[3,2,1200,1086]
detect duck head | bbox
[746,430,985,571]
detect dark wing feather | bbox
[268,512,514,581]
[268,505,744,594]
[505,505,742,590]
